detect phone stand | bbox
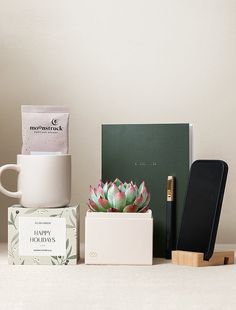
[172,250,234,267]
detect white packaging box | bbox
[85,210,153,265]
[8,205,79,265]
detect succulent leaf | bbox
[114,178,122,187]
[125,183,136,205]
[89,186,99,204]
[138,181,145,195]
[139,192,151,209]
[113,191,126,211]
[98,197,110,210]
[140,184,148,201]
[133,184,138,196]
[138,205,150,213]
[123,182,127,187]
[134,194,144,207]
[143,192,151,207]
[123,204,138,212]
[107,183,119,207]
[118,183,126,193]
[87,199,99,212]
[96,185,105,198]
[103,181,111,198]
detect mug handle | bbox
[0,164,22,198]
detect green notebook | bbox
[102,124,192,257]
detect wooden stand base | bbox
[172,250,234,267]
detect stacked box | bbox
[8,205,79,265]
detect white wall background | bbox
[0,0,235,243]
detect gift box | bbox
[8,205,79,265]
[85,210,153,265]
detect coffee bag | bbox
[21,105,69,154]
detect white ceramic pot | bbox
[85,210,153,265]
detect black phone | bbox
[177,160,228,260]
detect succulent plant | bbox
[87,178,151,213]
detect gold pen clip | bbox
[167,176,174,202]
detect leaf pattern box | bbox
[8,205,79,265]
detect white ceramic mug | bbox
[0,155,71,208]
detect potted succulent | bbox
[85,179,153,265]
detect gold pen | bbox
[165,176,176,259]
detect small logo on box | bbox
[89,251,98,258]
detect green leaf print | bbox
[24,208,37,214]
[66,239,69,249]
[11,233,19,245]
[67,246,72,259]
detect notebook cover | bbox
[102,124,191,257]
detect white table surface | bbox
[0,243,236,310]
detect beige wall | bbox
[0,0,235,243]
